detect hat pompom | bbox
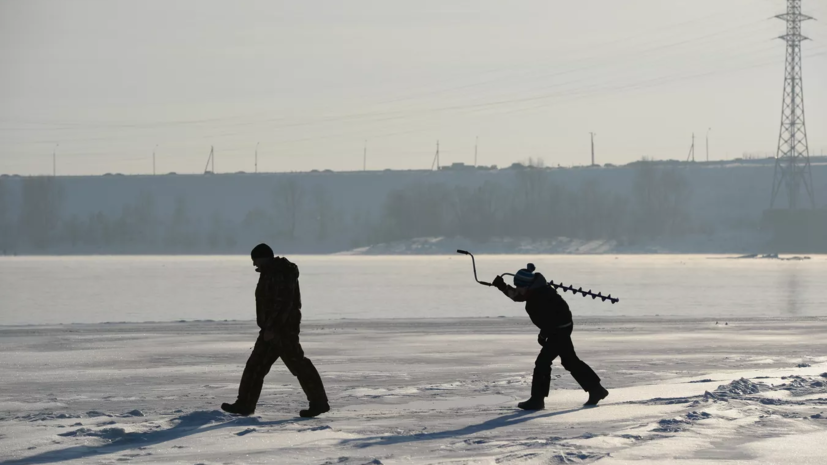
[526,263,536,272]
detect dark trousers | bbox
[532,324,601,398]
[236,331,328,410]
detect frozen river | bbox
[1,254,825,325]
[2,318,826,464]
[2,255,827,464]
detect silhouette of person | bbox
[493,263,609,410]
[222,243,329,417]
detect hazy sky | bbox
[1,0,826,176]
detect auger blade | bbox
[547,280,618,305]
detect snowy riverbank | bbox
[2,317,826,464]
[340,233,772,256]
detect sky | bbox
[1,0,826,176]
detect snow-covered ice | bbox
[2,317,826,464]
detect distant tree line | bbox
[370,163,694,245]
[0,176,360,254]
[0,163,694,254]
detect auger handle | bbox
[457,250,491,286]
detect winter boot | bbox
[517,397,545,410]
[299,401,330,418]
[584,386,609,407]
[221,402,254,416]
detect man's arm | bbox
[492,276,529,302]
[261,263,299,335]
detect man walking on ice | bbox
[222,243,330,418]
[492,263,608,410]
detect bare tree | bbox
[242,207,274,244]
[0,178,15,253]
[59,213,85,249]
[165,195,198,249]
[448,181,505,239]
[312,185,336,242]
[274,179,304,240]
[632,163,692,238]
[112,192,158,247]
[379,182,450,243]
[19,177,63,249]
[207,210,224,250]
[512,169,549,238]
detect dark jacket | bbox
[255,257,302,333]
[497,273,573,331]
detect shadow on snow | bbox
[5,410,310,465]
[340,407,585,448]
[8,407,586,463]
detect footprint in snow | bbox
[299,425,332,432]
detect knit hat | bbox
[250,243,274,260]
[513,263,537,288]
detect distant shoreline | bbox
[3,315,826,330]
[0,232,783,256]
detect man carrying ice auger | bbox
[221,243,330,418]
[492,264,608,410]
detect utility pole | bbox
[363,140,367,171]
[431,140,440,170]
[52,143,58,176]
[687,133,695,162]
[153,144,158,175]
[590,132,596,166]
[474,136,479,167]
[255,142,259,174]
[706,128,711,162]
[770,0,815,209]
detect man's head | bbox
[251,243,274,269]
[513,263,537,288]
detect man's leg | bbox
[234,336,280,412]
[517,343,558,410]
[279,332,329,416]
[554,329,601,392]
[532,343,558,399]
[554,326,608,405]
